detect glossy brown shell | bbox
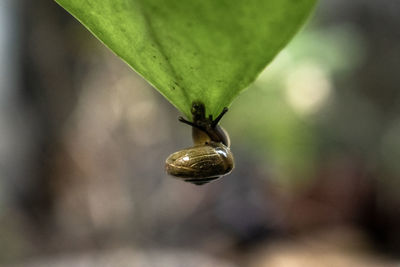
[165,142,234,185]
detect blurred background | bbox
[1,0,400,266]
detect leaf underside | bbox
[55,0,317,119]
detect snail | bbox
[165,102,234,185]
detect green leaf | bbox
[55,0,317,119]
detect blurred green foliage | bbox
[225,26,365,184]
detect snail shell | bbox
[165,102,234,185]
[165,141,234,185]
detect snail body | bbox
[165,102,234,185]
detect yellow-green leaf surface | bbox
[55,0,317,119]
